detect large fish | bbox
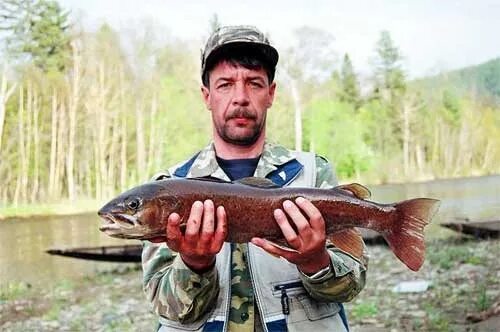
[98,177,440,271]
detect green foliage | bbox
[338,53,361,108]
[305,100,374,178]
[0,281,32,301]
[427,245,483,270]
[373,30,406,94]
[351,301,378,319]
[0,0,71,73]
[475,283,492,311]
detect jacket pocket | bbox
[295,294,341,321]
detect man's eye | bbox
[249,81,263,88]
[217,83,231,89]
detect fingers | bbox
[184,201,204,245]
[212,205,227,252]
[166,213,182,251]
[199,200,215,246]
[251,238,297,259]
[273,208,301,248]
[282,200,312,234]
[295,197,325,231]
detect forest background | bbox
[1,0,499,216]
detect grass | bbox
[351,302,378,319]
[427,243,483,270]
[0,281,32,301]
[0,199,100,220]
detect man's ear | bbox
[268,82,277,107]
[201,85,211,110]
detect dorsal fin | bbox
[336,183,371,199]
[234,177,279,188]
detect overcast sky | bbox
[59,0,500,78]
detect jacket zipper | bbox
[273,281,303,316]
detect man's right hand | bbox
[166,200,227,273]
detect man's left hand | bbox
[251,197,331,275]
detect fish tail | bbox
[384,198,440,271]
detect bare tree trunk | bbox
[119,68,127,191]
[48,92,58,198]
[402,102,410,177]
[0,65,17,152]
[290,79,303,152]
[136,99,146,181]
[66,42,81,201]
[55,102,67,199]
[13,87,24,206]
[120,111,128,190]
[31,88,40,202]
[147,93,158,175]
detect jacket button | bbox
[241,312,249,321]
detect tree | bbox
[0,0,71,73]
[339,53,361,108]
[372,30,406,99]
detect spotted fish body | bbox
[98,177,440,271]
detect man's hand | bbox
[166,200,227,273]
[251,197,331,275]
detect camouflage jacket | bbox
[142,142,368,332]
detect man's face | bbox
[201,61,276,146]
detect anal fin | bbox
[328,228,364,259]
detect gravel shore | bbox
[1,238,498,332]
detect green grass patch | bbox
[423,303,450,331]
[427,244,482,270]
[351,301,378,319]
[475,284,492,311]
[0,281,32,301]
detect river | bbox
[1,175,499,287]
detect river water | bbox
[1,175,499,287]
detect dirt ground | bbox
[1,238,499,332]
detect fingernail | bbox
[296,197,305,204]
[283,200,293,209]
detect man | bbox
[142,25,368,332]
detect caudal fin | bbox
[383,198,440,271]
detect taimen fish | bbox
[98,177,440,271]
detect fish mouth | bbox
[99,213,138,232]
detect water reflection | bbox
[0,214,138,286]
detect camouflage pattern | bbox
[142,141,368,330]
[228,243,254,332]
[201,25,279,78]
[142,241,219,324]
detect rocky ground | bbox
[1,237,499,332]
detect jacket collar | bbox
[180,141,297,181]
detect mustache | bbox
[226,108,257,121]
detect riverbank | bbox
[0,199,100,220]
[1,238,498,332]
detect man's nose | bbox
[232,82,250,106]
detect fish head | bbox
[98,182,179,241]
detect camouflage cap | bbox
[201,25,279,79]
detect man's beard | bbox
[216,108,265,146]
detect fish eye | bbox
[126,197,141,210]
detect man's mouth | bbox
[233,117,252,125]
